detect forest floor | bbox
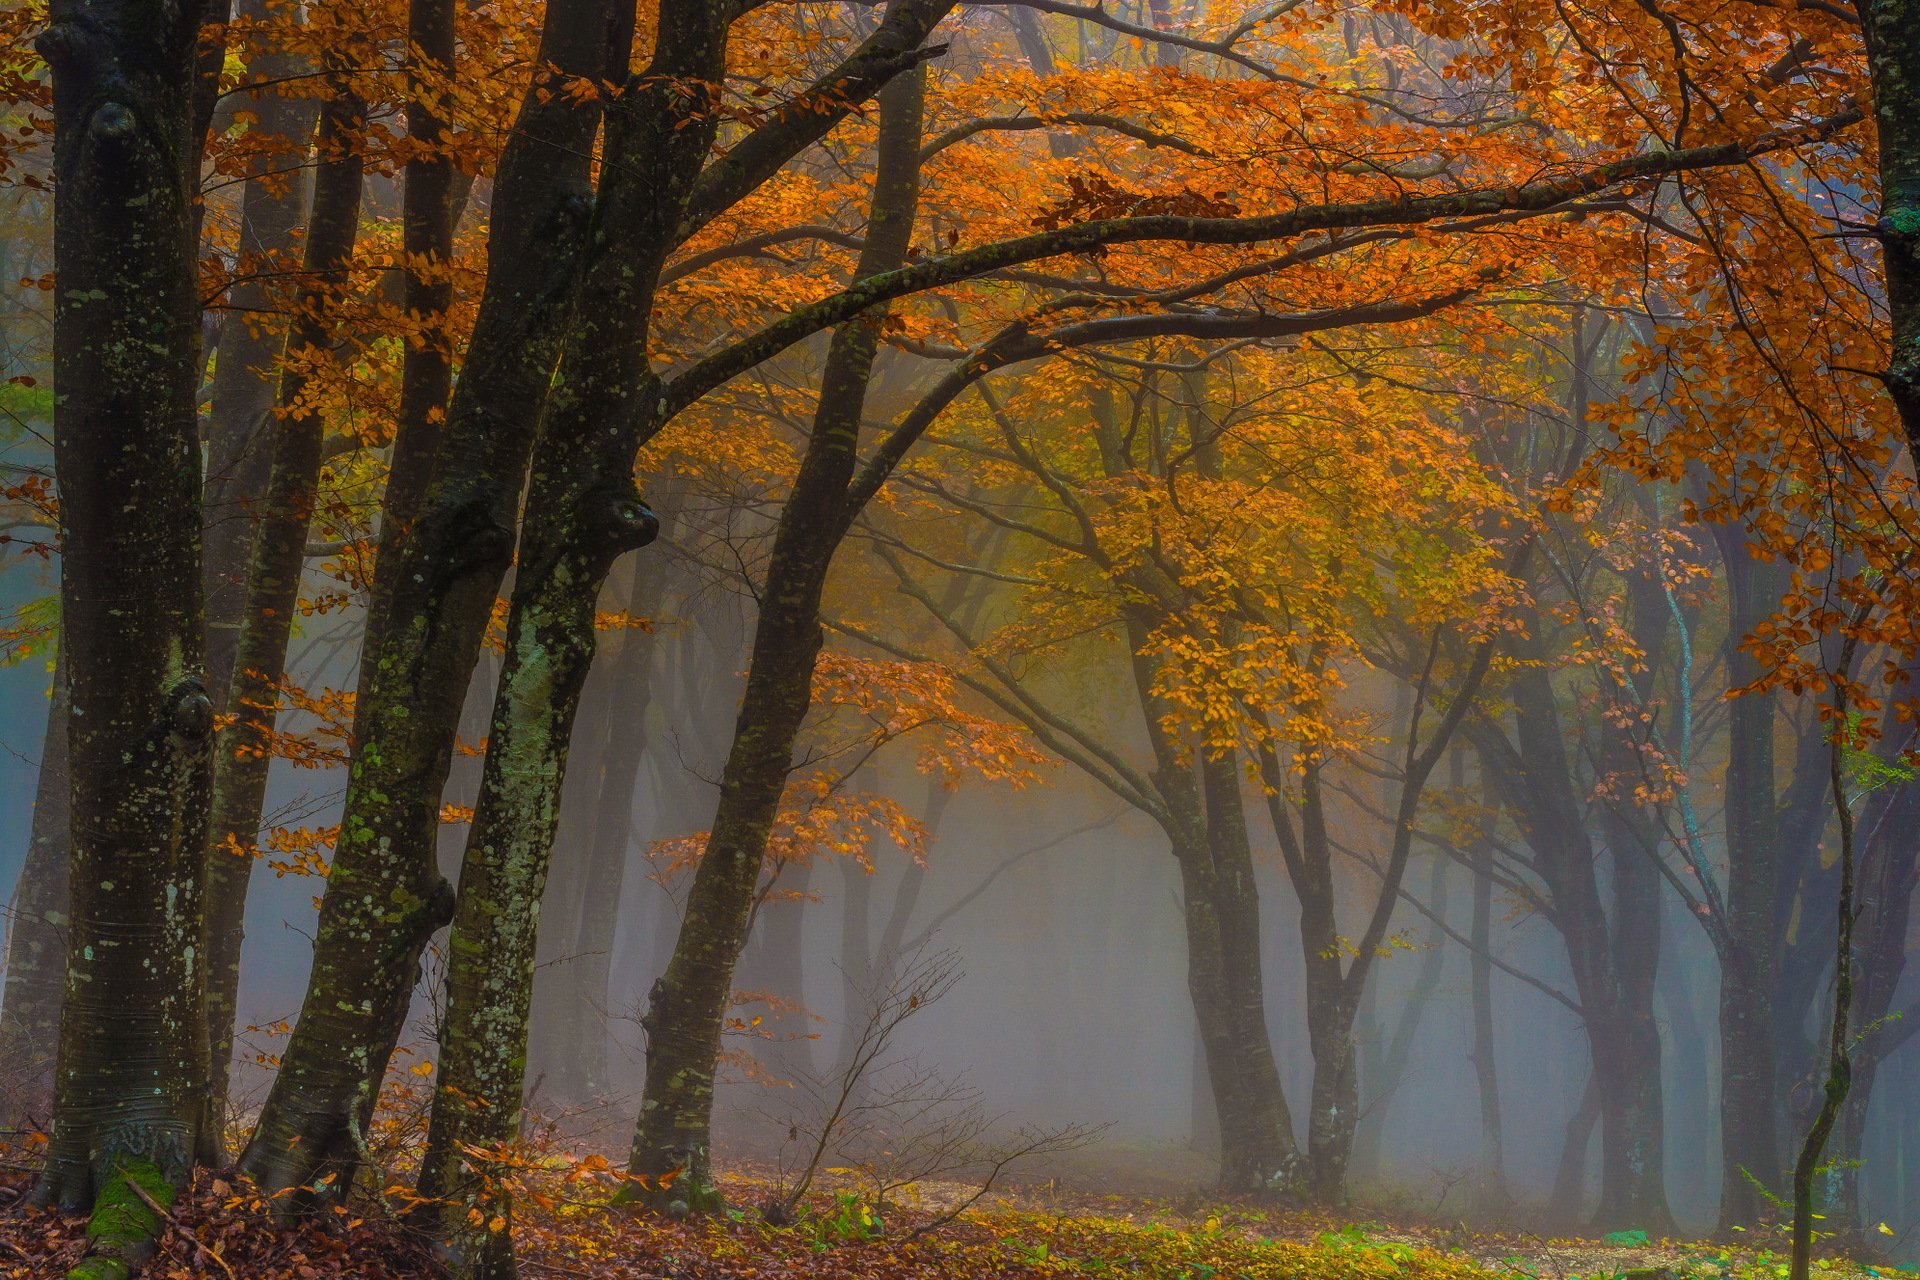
[0,1147,1913,1280]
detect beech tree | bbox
[30,0,221,1272]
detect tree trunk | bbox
[33,0,218,1268]
[533,561,654,1104]
[1857,0,1920,449]
[1475,644,1674,1232]
[1170,748,1300,1194]
[1469,854,1508,1209]
[202,82,368,1162]
[237,0,618,1202]
[413,482,654,1278]
[359,0,460,673]
[199,0,316,705]
[1551,1075,1602,1223]
[622,56,926,1211]
[0,649,70,1121]
[1824,767,1920,1232]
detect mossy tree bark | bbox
[32,0,219,1268]
[236,0,619,1201]
[622,48,936,1214]
[531,558,657,1104]
[202,82,368,1160]
[245,0,956,1210]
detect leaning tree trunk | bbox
[412,465,655,1277]
[237,0,617,1201]
[623,59,925,1211]
[201,83,368,1159]
[0,649,70,1120]
[33,0,219,1269]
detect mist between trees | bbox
[0,1,1918,1278]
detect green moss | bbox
[67,1159,172,1280]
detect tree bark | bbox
[237,0,618,1201]
[33,0,219,1267]
[359,0,460,674]
[624,51,929,1212]
[1856,0,1920,448]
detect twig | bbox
[122,1174,238,1280]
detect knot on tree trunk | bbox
[166,680,213,742]
[587,486,660,559]
[33,20,102,79]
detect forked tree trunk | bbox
[1173,833,1302,1192]
[33,0,219,1267]
[238,0,618,1201]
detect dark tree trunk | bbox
[1551,1076,1603,1223]
[238,0,619,1201]
[1856,0,1920,449]
[1181,747,1301,1194]
[360,0,459,671]
[202,82,368,1162]
[1469,848,1508,1209]
[625,54,928,1212]
[33,0,219,1265]
[0,650,70,1120]
[1474,643,1675,1232]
